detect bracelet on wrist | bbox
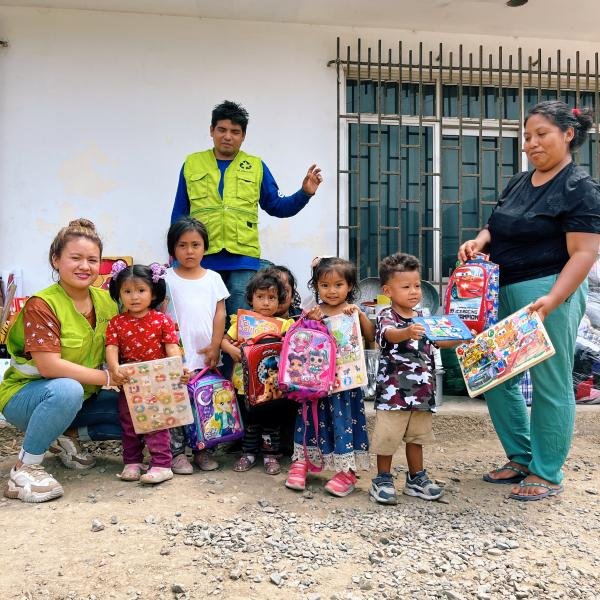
[103,368,111,387]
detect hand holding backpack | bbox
[278,317,337,472]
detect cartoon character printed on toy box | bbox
[122,355,194,434]
[455,306,555,397]
[186,368,244,449]
[323,311,367,392]
[444,255,499,333]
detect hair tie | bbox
[311,255,335,269]
[110,260,128,277]
[149,263,166,283]
[572,107,581,117]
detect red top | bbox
[105,309,179,363]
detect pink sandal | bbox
[324,471,357,497]
[285,460,308,490]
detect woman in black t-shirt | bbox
[458,101,600,501]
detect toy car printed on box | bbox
[444,256,499,333]
[412,314,473,342]
[455,306,555,398]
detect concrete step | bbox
[364,395,600,438]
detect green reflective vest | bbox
[0,284,117,412]
[183,149,264,258]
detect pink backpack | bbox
[278,317,337,471]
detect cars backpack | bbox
[186,368,244,450]
[444,255,499,333]
[278,317,337,472]
[241,333,284,410]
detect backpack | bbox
[444,255,499,333]
[186,368,244,450]
[278,317,337,472]
[240,333,284,410]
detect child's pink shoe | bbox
[285,460,308,490]
[324,471,357,497]
[139,467,173,485]
[118,463,146,481]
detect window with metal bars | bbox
[334,40,600,296]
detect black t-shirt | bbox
[488,163,600,286]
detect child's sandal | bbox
[263,455,281,475]
[233,454,256,472]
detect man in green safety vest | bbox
[171,100,322,319]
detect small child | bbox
[285,257,375,497]
[370,253,456,504]
[264,265,303,319]
[221,271,294,474]
[164,217,230,473]
[263,265,303,455]
[106,262,189,485]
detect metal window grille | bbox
[331,39,600,298]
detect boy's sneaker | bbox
[48,436,95,470]
[5,464,64,503]
[370,472,398,505]
[171,454,194,475]
[403,469,444,501]
[139,467,173,485]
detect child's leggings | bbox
[238,395,282,455]
[118,392,172,468]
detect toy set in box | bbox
[455,306,555,398]
[186,368,244,449]
[323,311,367,392]
[122,355,194,434]
[444,256,499,333]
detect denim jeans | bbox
[217,269,255,320]
[3,378,121,462]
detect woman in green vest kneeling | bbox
[0,219,127,503]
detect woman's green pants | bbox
[484,274,587,485]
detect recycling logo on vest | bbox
[239,160,253,171]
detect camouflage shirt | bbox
[374,306,436,412]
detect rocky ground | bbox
[1,400,599,600]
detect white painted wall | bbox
[0,6,598,296]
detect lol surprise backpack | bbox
[186,368,244,450]
[278,317,337,471]
[444,254,499,333]
[240,333,284,410]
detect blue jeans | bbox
[3,378,121,460]
[217,269,255,319]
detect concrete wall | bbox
[0,6,598,295]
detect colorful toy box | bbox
[122,355,194,434]
[455,306,555,398]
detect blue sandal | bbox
[509,481,564,501]
[482,462,528,485]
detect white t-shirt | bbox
[163,268,230,372]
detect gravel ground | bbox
[1,403,599,600]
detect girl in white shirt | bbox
[164,217,230,473]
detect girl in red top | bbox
[106,262,188,484]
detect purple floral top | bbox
[374,306,436,412]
